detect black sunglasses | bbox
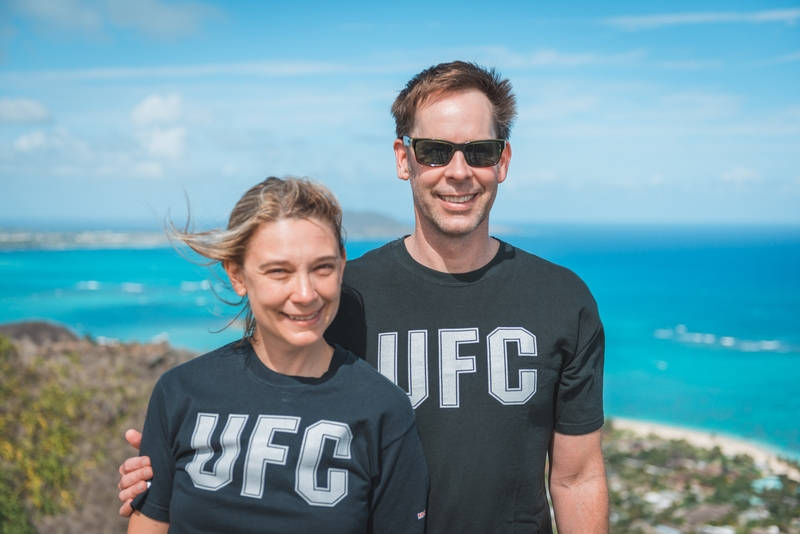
[403,136,506,167]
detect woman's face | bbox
[226,217,345,355]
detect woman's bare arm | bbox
[127,510,169,534]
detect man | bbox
[118,61,609,533]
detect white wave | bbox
[151,332,169,344]
[121,282,144,293]
[181,280,211,291]
[654,328,673,339]
[653,325,791,353]
[759,340,780,351]
[76,280,101,290]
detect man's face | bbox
[393,90,511,240]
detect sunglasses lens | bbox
[414,140,454,166]
[465,141,504,166]
[410,138,505,167]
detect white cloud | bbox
[13,130,48,152]
[527,95,598,121]
[132,160,164,178]
[493,47,646,68]
[337,23,373,31]
[0,97,51,122]
[10,0,218,37]
[138,127,187,158]
[131,94,182,125]
[95,156,165,179]
[103,0,220,37]
[11,127,88,157]
[662,92,740,120]
[10,0,102,32]
[131,95,187,159]
[1,61,349,83]
[605,9,800,30]
[533,170,558,183]
[515,170,558,185]
[222,163,240,176]
[656,60,723,70]
[760,51,800,65]
[494,45,720,72]
[720,167,762,186]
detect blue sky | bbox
[1,0,799,227]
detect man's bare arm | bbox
[549,429,609,534]
[118,429,154,517]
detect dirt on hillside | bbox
[1,321,196,534]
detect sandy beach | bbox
[610,417,800,482]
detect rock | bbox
[0,320,79,345]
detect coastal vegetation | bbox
[0,334,91,532]
[602,423,800,534]
[0,324,194,534]
[0,323,797,533]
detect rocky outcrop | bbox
[0,321,79,345]
[0,321,196,534]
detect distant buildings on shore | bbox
[0,211,416,250]
[0,229,171,250]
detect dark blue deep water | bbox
[2,225,799,457]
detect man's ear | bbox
[224,261,247,297]
[393,138,411,182]
[496,141,512,184]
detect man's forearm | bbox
[550,472,609,534]
[548,429,609,533]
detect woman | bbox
[128,177,428,534]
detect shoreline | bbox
[609,417,800,481]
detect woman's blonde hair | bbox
[170,176,343,337]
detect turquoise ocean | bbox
[2,225,799,458]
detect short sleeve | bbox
[367,423,429,534]
[131,377,175,522]
[553,300,605,435]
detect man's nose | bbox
[445,149,472,179]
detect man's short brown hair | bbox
[391,61,517,140]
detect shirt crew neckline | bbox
[237,341,349,388]
[390,236,513,286]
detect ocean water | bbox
[1,225,799,458]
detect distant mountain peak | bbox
[341,211,412,239]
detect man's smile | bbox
[438,193,477,204]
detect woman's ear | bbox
[339,247,347,283]
[224,261,247,297]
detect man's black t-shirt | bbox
[326,238,604,534]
